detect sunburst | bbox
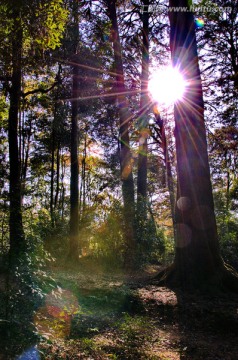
[148,66,186,106]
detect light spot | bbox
[121,159,134,179]
[17,346,40,360]
[195,18,205,29]
[45,288,79,317]
[139,137,145,145]
[176,223,192,248]
[103,34,109,41]
[177,196,191,211]
[34,306,70,339]
[34,288,79,340]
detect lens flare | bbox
[195,18,205,28]
[148,66,186,106]
[34,288,80,340]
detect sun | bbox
[148,66,186,106]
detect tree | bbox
[106,0,136,265]
[0,0,68,259]
[7,3,25,258]
[152,106,176,233]
[137,0,150,212]
[136,0,155,255]
[156,0,238,291]
[69,1,80,261]
[195,1,238,217]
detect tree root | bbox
[151,262,238,294]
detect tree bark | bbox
[69,2,80,261]
[50,126,55,227]
[137,0,150,206]
[154,111,176,232]
[171,0,222,281]
[136,0,151,248]
[8,12,25,258]
[106,0,136,265]
[54,141,60,210]
[69,62,80,261]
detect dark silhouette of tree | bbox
[69,1,80,261]
[7,4,25,258]
[155,0,238,291]
[137,0,150,214]
[0,0,68,258]
[152,107,176,233]
[106,0,136,265]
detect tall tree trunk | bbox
[155,0,238,291]
[69,62,80,260]
[137,0,150,206]
[8,14,25,258]
[170,0,222,282]
[107,0,136,265]
[69,1,80,261]
[136,0,150,249]
[50,128,55,227]
[154,110,176,232]
[60,155,66,220]
[54,141,60,210]
[79,132,87,221]
[22,119,32,184]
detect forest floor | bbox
[26,260,238,359]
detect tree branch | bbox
[21,81,59,98]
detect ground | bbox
[28,260,238,360]
[2,260,237,359]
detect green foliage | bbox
[214,191,238,269]
[230,179,238,203]
[136,201,166,266]
[80,338,97,354]
[86,201,125,267]
[0,0,68,72]
[33,0,69,50]
[116,313,154,348]
[29,208,69,260]
[0,96,8,128]
[1,236,57,357]
[218,216,238,269]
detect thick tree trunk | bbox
[8,15,25,258]
[154,0,238,291]
[107,0,136,265]
[170,0,222,282]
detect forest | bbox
[0,0,238,359]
